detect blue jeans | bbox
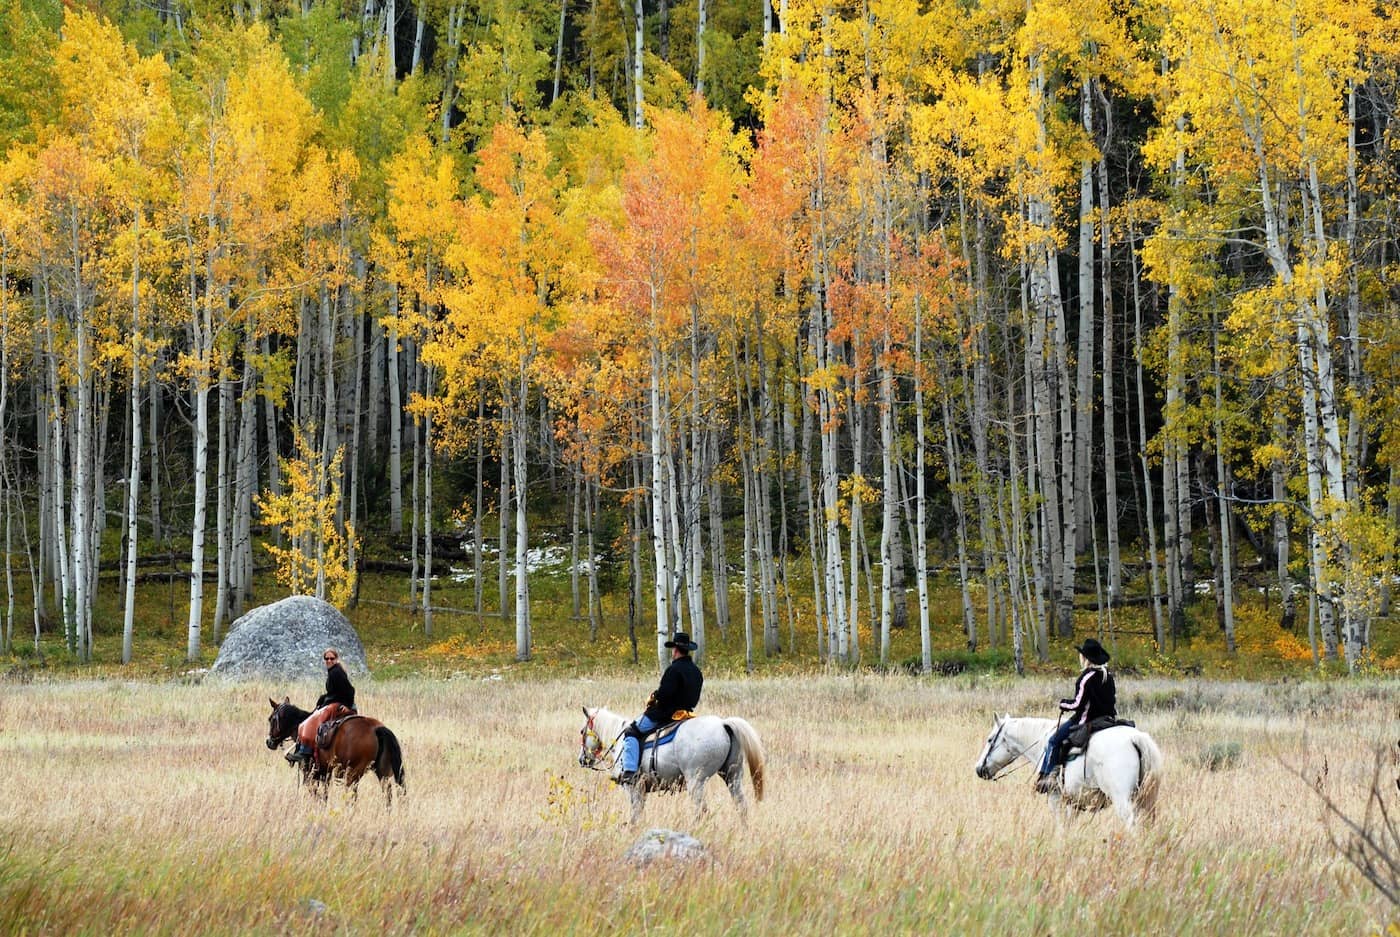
[621,715,661,773]
[1039,720,1080,775]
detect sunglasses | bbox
[324,656,337,662]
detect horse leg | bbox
[629,786,647,826]
[722,765,749,824]
[688,773,711,823]
[310,762,330,801]
[717,739,750,823]
[1093,749,1141,831]
[1105,778,1138,830]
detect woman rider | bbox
[286,647,356,764]
[1034,637,1115,793]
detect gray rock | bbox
[623,828,707,866]
[210,596,368,682]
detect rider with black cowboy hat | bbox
[1034,637,1116,793]
[616,631,703,786]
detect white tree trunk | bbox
[388,309,404,535]
[122,221,143,665]
[1127,209,1164,647]
[421,369,435,637]
[187,338,210,661]
[499,419,510,620]
[878,348,895,665]
[649,345,672,670]
[695,0,706,94]
[148,357,162,542]
[1212,328,1236,653]
[913,300,932,674]
[213,371,231,637]
[1074,89,1096,555]
[1097,93,1121,602]
[511,366,532,661]
[632,0,644,129]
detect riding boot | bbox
[614,769,638,786]
[1034,771,1060,794]
[285,742,313,764]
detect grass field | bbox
[0,672,1394,935]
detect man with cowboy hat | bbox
[1034,637,1116,793]
[615,631,703,786]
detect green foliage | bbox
[0,1,59,148]
[276,0,357,120]
[1197,740,1243,771]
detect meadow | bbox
[0,671,1394,936]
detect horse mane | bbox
[587,707,629,741]
[281,700,312,722]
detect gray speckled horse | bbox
[578,706,766,825]
[974,714,1163,830]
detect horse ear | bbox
[270,698,278,710]
[581,706,590,718]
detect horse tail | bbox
[724,717,766,802]
[1131,731,1163,821]
[374,726,406,789]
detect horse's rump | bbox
[373,725,406,787]
[1128,730,1164,819]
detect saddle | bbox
[635,712,697,777]
[1067,716,1135,752]
[315,709,362,750]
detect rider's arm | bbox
[1058,669,1094,717]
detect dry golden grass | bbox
[0,673,1393,935]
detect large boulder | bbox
[623,829,708,866]
[211,595,368,682]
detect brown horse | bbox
[266,697,405,802]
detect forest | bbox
[0,0,1398,675]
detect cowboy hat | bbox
[1076,637,1110,665]
[665,631,699,652]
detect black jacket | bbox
[643,655,703,723]
[1059,665,1115,724]
[317,663,356,710]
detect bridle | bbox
[578,711,622,773]
[977,720,1041,782]
[266,703,295,750]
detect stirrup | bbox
[1034,772,1060,794]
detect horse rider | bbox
[1034,637,1116,793]
[286,647,357,764]
[616,631,703,786]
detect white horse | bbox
[973,714,1164,830]
[578,706,766,825]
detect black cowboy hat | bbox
[665,631,699,652]
[1076,637,1110,665]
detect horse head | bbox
[578,707,605,768]
[266,697,298,750]
[974,713,1012,780]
